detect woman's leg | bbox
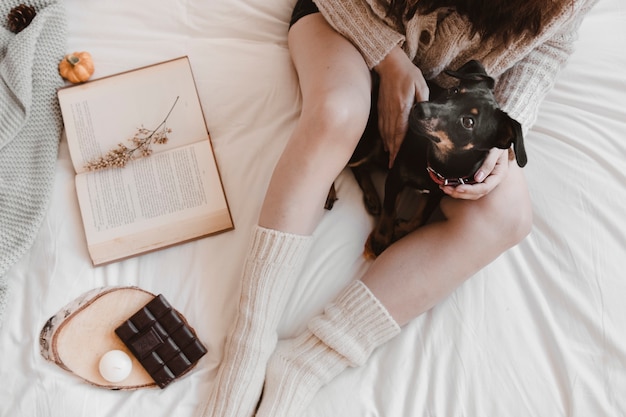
[199,12,372,417]
[259,13,372,235]
[256,164,532,417]
[364,163,532,326]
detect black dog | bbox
[326,60,527,258]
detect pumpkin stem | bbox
[66,55,80,66]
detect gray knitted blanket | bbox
[0,0,66,326]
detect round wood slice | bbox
[40,286,159,389]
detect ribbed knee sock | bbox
[255,280,401,417]
[198,225,313,417]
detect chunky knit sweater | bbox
[0,0,66,325]
[313,0,599,133]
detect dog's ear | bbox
[445,60,495,89]
[494,109,527,167]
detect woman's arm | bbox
[495,14,586,134]
[442,20,581,201]
[313,0,428,165]
[445,10,591,200]
[374,45,429,167]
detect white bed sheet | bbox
[1,0,625,416]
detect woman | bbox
[199,0,598,416]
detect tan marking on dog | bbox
[470,108,478,115]
[431,130,454,161]
[463,142,475,150]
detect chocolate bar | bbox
[115,294,207,388]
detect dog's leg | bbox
[364,172,404,258]
[351,165,381,216]
[393,193,442,241]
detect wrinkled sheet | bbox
[1,0,625,415]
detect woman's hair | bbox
[387,0,562,43]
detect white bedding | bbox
[1,0,625,416]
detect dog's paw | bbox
[363,194,381,216]
[364,232,389,258]
[363,236,378,260]
[393,220,412,240]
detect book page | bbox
[58,57,207,174]
[75,141,231,252]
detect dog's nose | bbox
[409,104,440,142]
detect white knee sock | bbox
[198,226,313,417]
[255,280,401,417]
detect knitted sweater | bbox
[0,0,66,325]
[313,0,599,133]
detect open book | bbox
[58,57,233,265]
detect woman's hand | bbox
[440,148,511,200]
[374,46,429,167]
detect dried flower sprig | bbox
[84,96,179,171]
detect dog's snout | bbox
[409,103,440,142]
[411,102,432,119]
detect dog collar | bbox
[427,166,477,187]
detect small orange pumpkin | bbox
[59,52,95,83]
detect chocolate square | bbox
[156,337,180,362]
[130,328,163,358]
[131,307,156,329]
[167,353,192,375]
[114,294,207,388]
[145,294,172,317]
[183,340,208,363]
[153,322,169,340]
[171,326,195,348]
[159,310,184,332]
[142,352,165,371]
[151,365,176,387]
[115,320,139,341]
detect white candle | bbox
[99,350,132,383]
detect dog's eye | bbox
[461,116,475,129]
[449,87,460,96]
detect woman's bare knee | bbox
[288,11,371,160]
[441,166,532,249]
[299,91,370,153]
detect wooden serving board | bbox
[40,286,159,389]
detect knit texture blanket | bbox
[0,0,66,326]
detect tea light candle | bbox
[99,350,132,383]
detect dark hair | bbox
[387,0,561,43]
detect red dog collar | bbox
[427,166,477,187]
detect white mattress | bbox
[1,0,625,415]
